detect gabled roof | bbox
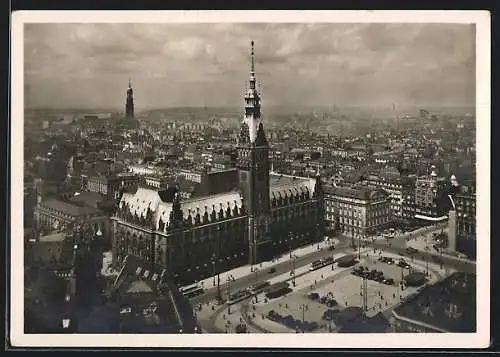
[119,186,244,231]
[269,173,316,199]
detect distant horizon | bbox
[25,103,476,113]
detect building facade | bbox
[414,166,450,221]
[35,197,109,240]
[454,186,476,239]
[87,174,139,199]
[364,174,403,219]
[111,41,324,285]
[324,185,391,237]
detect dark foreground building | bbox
[392,272,476,332]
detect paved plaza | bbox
[243,249,450,333]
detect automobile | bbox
[328,245,336,251]
[268,267,277,274]
[406,247,418,254]
[378,256,387,262]
[308,292,320,301]
[383,278,395,285]
[386,258,395,265]
[374,275,385,283]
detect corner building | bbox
[111,41,324,285]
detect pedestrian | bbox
[321,274,323,279]
[285,303,288,309]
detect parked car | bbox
[308,292,320,301]
[268,267,276,274]
[406,247,418,254]
[383,278,395,285]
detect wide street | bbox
[191,223,475,309]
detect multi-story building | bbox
[128,164,163,177]
[111,41,324,285]
[178,169,204,184]
[324,185,391,237]
[401,176,417,220]
[144,175,170,190]
[454,185,476,239]
[34,195,110,245]
[414,166,450,221]
[392,272,476,333]
[87,174,139,199]
[364,174,403,219]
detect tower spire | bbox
[251,40,255,76]
[126,77,134,119]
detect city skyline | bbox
[24,23,475,110]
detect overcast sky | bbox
[24,23,475,110]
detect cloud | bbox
[24,23,475,109]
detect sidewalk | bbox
[183,239,339,291]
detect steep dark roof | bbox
[40,198,102,217]
[69,191,105,208]
[109,255,199,334]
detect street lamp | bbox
[299,304,308,332]
[211,253,216,287]
[357,234,361,260]
[227,276,232,314]
[291,256,297,287]
[254,268,259,303]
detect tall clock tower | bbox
[237,41,271,264]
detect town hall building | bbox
[111,41,325,285]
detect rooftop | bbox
[393,272,476,332]
[325,185,388,201]
[39,198,103,217]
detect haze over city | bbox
[24,23,475,110]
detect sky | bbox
[24,23,476,110]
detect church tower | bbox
[125,78,134,119]
[237,41,271,264]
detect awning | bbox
[414,214,448,222]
